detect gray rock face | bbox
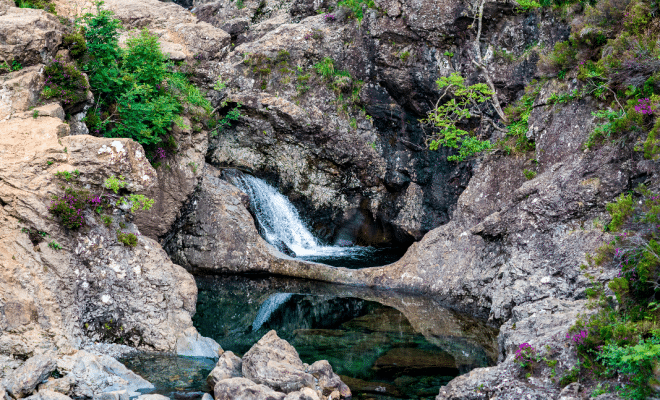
[207,351,243,390]
[306,361,350,400]
[2,354,56,399]
[175,327,222,358]
[214,378,286,400]
[242,331,314,394]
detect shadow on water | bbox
[122,275,498,400]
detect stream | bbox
[122,175,498,400]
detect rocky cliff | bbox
[0,0,656,398]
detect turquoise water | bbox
[122,275,498,399]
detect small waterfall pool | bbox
[229,174,405,267]
[122,276,498,400]
[120,174,497,399]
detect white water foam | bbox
[230,174,370,258]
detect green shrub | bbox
[49,187,90,230]
[62,30,87,59]
[104,175,126,194]
[337,0,376,22]
[523,169,537,179]
[48,241,63,250]
[116,231,138,247]
[538,41,577,75]
[81,4,211,149]
[599,337,660,400]
[41,57,90,110]
[606,192,633,231]
[15,0,55,13]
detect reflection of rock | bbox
[341,308,415,335]
[338,375,402,398]
[372,348,458,377]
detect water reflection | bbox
[193,275,498,399]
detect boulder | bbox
[136,395,169,400]
[282,388,319,400]
[55,351,153,398]
[0,8,64,67]
[306,362,350,400]
[0,65,44,120]
[213,378,285,400]
[175,327,222,358]
[207,351,243,390]
[24,390,72,400]
[2,354,56,399]
[242,331,314,394]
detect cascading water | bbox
[229,173,371,259]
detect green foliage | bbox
[48,241,63,250]
[116,231,138,247]
[81,4,211,148]
[515,0,541,9]
[599,337,660,400]
[336,0,376,22]
[423,73,495,162]
[32,110,39,119]
[120,194,154,213]
[314,57,336,80]
[606,193,634,231]
[399,51,410,62]
[102,215,113,226]
[62,30,87,59]
[538,41,577,75]
[15,0,55,13]
[104,175,126,194]
[523,169,537,179]
[501,83,540,153]
[41,57,90,109]
[54,169,81,182]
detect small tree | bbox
[423,73,498,162]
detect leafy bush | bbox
[599,337,660,400]
[80,4,211,149]
[538,41,577,75]
[41,57,90,110]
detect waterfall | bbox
[229,173,369,258]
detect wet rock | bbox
[2,354,56,399]
[338,375,401,398]
[213,378,285,400]
[242,330,314,393]
[200,394,213,400]
[0,8,63,67]
[207,351,243,390]
[175,327,222,358]
[282,388,319,400]
[306,361,350,399]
